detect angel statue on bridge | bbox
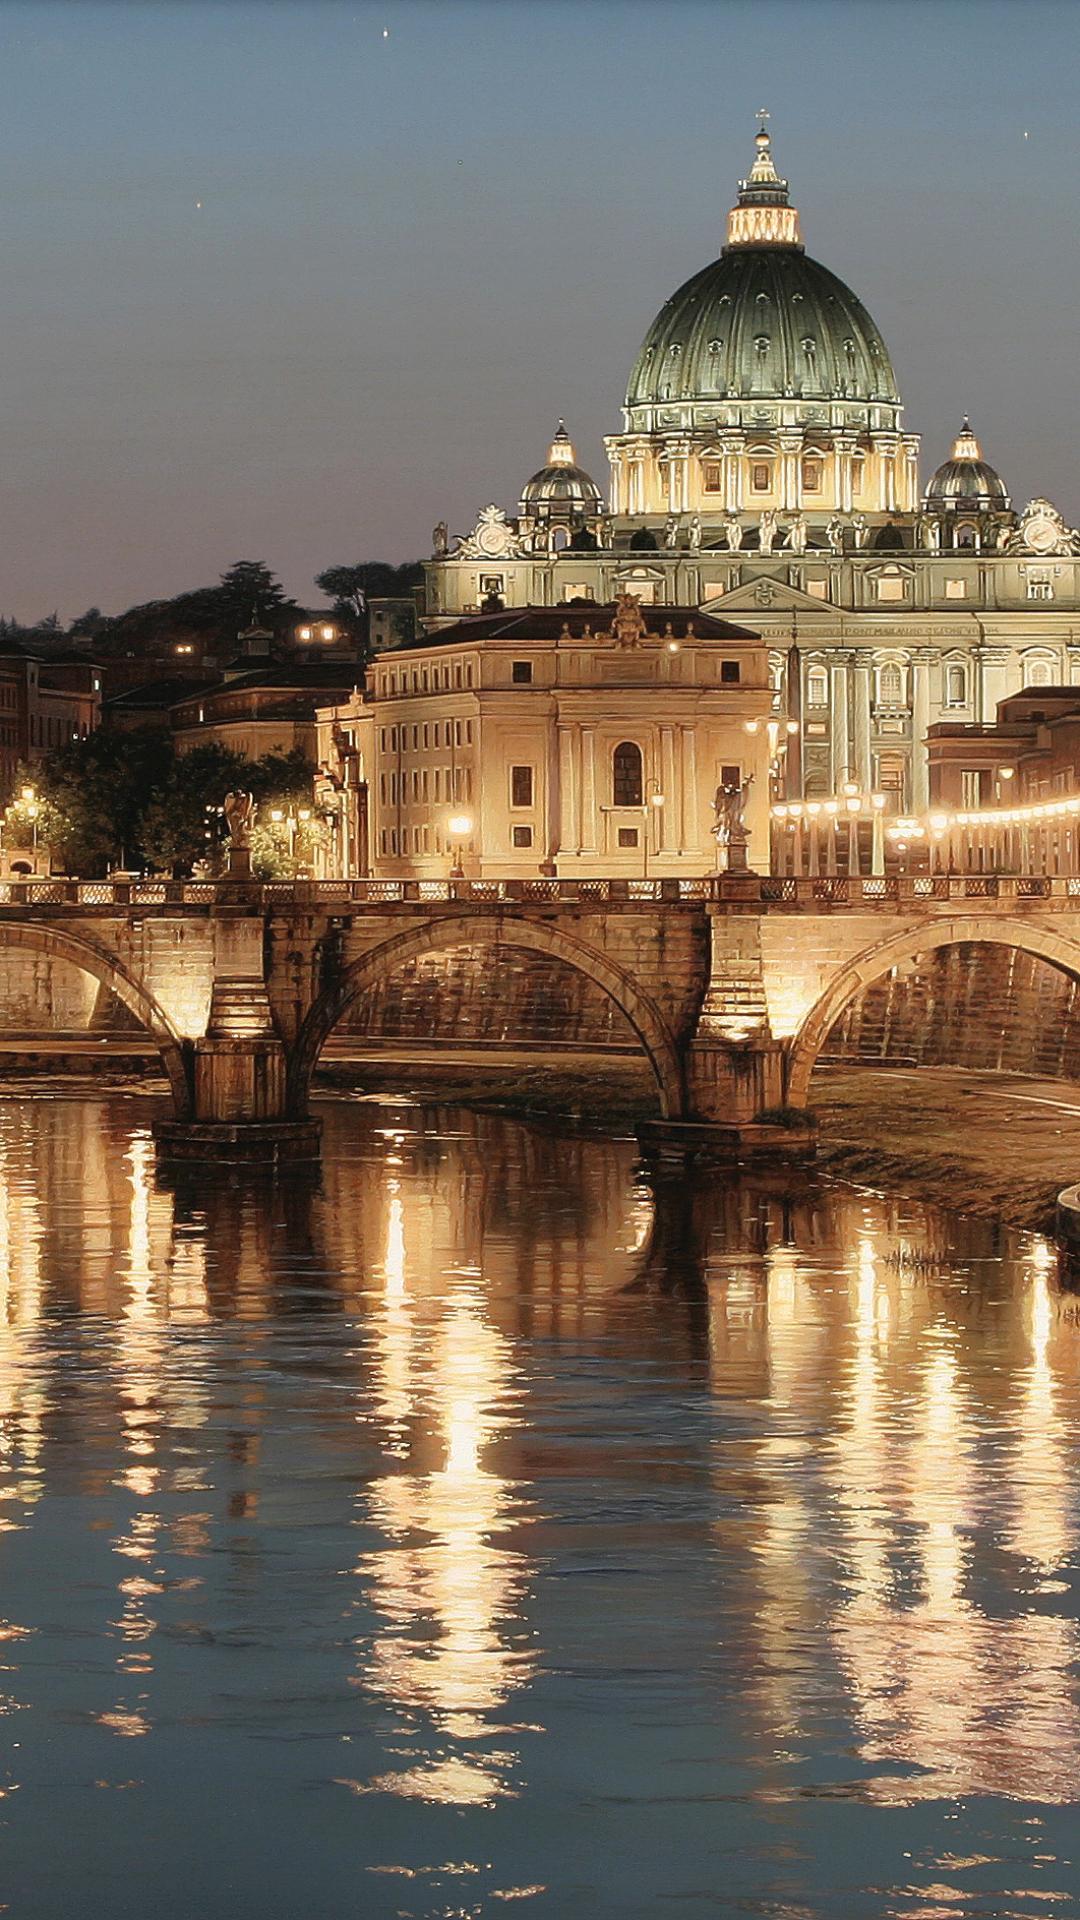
[223,791,255,848]
[712,773,753,874]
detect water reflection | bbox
[0,1096,1070,1915]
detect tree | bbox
[39,726,176,874]
[314,560,424,623]
[138,744,250,875]
[217,560,292,628]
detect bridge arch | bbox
[785,914,1080,1109]
[0,920,192,1116]
[288,912,687,1119]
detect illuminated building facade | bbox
[426,120,1080,812]
[318,599,771,879]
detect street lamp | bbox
[643,782,665,880]
[447,812,472,879]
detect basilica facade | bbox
[425,121,1080,812]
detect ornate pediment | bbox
[1005,498,1080,557]
[700,572,837,615]
[454,504,529,561]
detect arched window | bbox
[613,740,643,807]
[877,662,904,705]
[945,663,967,705]
[1025,659,1053,688]
[806,666,828,706]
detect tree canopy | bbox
[33,729,320,876]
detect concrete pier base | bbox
[153,1116,322,1167]
[638,1114,817,1170]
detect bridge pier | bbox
[153,919,320,1167]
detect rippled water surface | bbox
[0,1093,1076,1918]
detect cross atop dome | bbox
[726,115,802,251]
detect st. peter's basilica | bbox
[424,119,1080,812]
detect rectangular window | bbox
[510,765,534,807]
[703,462,722,492]
[720,659,741,683]
[720,763,741,788]
[511,660,533,684]
[752,462,771,492]
[617,826,639,848]
[801,459,822,491]
[875,574,905,603]
[1027,574,1054,602]
[945,578,967,599]
[961,769,987,808]
[512,825,533,848]
[852,458,865,494]
[806,579,829,600]
[423,724,429,748]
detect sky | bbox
[1,0,1079,621]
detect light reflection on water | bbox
[0,1095,1073,1917]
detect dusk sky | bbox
[1,0,1079,621]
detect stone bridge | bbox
[0,871,1078,1159]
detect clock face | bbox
[477,521,509,557]
[1025,514,1057,554]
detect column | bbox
[779,435,800,511]
[682,728,699,855]
[580,726,597,854]
[835,435,857,513]
[911,650,933,811]
[877,435,900,513]
[558,725,579,854]
[660,727,677,851]
[852,651,873,790]
[829,655,851,789]
[721,435,745,512]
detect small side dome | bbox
[925,420,1010,509]
[520,422,603,521]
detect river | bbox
[0,1091,1075,1918]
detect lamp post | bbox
[21,786,38,871]
[745,716,800,800]
[871,791,887,875]
[643,781,665,880]
[447,812,473,880]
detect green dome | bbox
[625,245,900,411]
[925,421,1009,509]
[519,422,603,520]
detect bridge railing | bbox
[1,873,1080,912]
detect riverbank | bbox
[812,1064,1080,1231]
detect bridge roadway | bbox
[0,870,1077,1159]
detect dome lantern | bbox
[726,112,802,251]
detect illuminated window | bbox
[298,626,312,640]
[613,740,643,807]
[945,663,967,705]
[321,625,335,640]
[878,662,904,704]
[511,660,533,684]
[510,765,533,807]
[801,459,822,492]
[512,825,533,848]
[752,462,771,492]
[945,578,967,599]
[703,462,723,492]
